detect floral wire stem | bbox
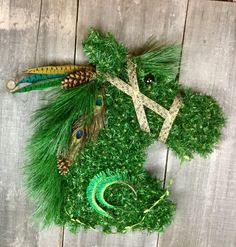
[123,190,168,232]
[123,168,182,232]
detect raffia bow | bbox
[101,59,182,143]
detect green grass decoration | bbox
[17,73,66,84]
[16,28,225,233]
[83,29,128,77]
[13,78,65,93]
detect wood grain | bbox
[159,1,236,247]
[0,0,77,246]
[63,0,188,246]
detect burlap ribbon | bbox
[101,59,182,143]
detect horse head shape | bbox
[10,28,224,233]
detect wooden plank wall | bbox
[0,0,235,247]
[159,2,236,247]
[0,0,76,246]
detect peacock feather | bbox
[57,87,105,175]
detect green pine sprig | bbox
[134,41,181,81]
[24,79,99,226]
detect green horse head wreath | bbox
[8,28,225,233]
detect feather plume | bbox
[86,171,111,218]
[17,73,66,84]
[96,171,137,209]
[86,170,136,218]
[25,65,94,74]
[13,78,64,93]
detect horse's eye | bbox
[144,74,155,84]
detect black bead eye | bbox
[144,74,155,84]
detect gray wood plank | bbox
[0,0,77,246]
[35,0,78,65]
[63,0,189,246]
[0,2,45,246]
[159,1,236,247]
[64,229,158,247]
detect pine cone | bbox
[57,156,71,175]
[61,66,96,89]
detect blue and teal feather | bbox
[17,73,66,85]
[13,78,64,93]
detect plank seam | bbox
[73,0,80,64]
[156,0,190,246]
[178,0,190,75]
[34,0,43,65]
[59,226,65,247]
[162,149,169,189]
[211,0,236,3]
